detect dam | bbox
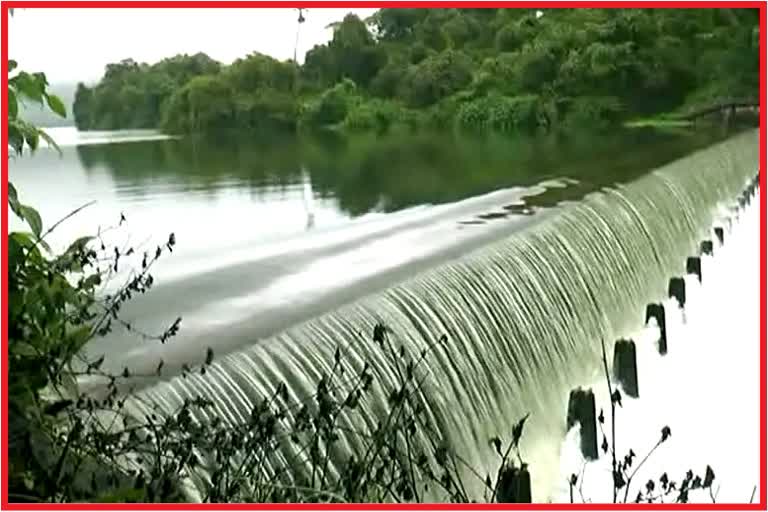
[108,129,761,502]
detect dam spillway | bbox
[121,128,760,502]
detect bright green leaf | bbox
[8,183,22,218]
[9,231,36,248]
[45,93,66,118]
[13,72,44,104]
[19,205,43,238]
[32,71,48,87]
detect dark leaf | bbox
[19,205,42,238]
[703,465,715,488]
[83,274,102,289]
[602,435,609,454]
[511,412,529,447]
[611,388,622,407]
[598,408,605,424]
[8,182,18,205]
[205,347,214,365]
[489,436,502,457]
[65,236,94,256]
[661,425,671,442]
[373,323,385,345]
[90,355,105,371]
[44,399,73,416]
[9,122,24,156]
[25,128,40,151]
[613,470,626,489]
[692,475,702,489]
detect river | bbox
[7,124,759,502]
[8,125,737,375]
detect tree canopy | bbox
[74,8,760,135]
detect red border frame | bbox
[1,2,765,510]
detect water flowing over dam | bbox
[123,129,759,502]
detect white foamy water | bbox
[116,132,758,503]
[554,186,761,504]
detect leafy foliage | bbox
[8,63,64,155]
[73,54,220,130]
[73,8,758,135]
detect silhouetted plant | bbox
[566,339,719,505]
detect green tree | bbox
[74,8,760,135]
[400,50,473,107]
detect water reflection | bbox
[75,127,738,218]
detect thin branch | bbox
[600,338,618,503]
[38,200,97,246]
[623,439,662,503]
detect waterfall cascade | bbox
[124,128,759,502]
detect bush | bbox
[456,94,543,131]
[301,79,359,127]
[343,99,403,133]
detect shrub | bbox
[456,94,543,131]
[344,99,403,133]
[301,79,359,127]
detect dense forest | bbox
[73,8,760,134]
